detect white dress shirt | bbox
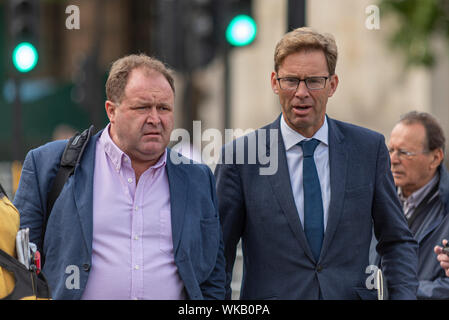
[280,115,331,230]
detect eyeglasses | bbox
[276,75,330,91]
[388,148,429,160]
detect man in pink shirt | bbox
[14,54,225,300]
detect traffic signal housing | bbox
[153,0,220,71]
[188,0,220,70]
[8,0,39,73]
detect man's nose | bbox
[146,108,161,125]
[294,81,310,99]
[389,150,401,163]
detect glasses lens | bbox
[388,148,417,159]
[306,77,326,89]
[280,78,299,90]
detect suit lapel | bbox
[266,117,315,261]
[73,131,100,257]
[166,150,188,255]
[416,216,443,244]
[320,118,348,258]
[414,195,445,244]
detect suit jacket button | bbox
[83,264,91,272]
[316,265,323,272]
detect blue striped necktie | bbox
[298,138,324,261]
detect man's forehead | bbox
[278,50,329,74]
[390,122,426,145]
[127,67,166,84]
[124,69,173,96]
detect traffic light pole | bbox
[12,76,23,161]
[224,42,231,130]
[288,0,306,29]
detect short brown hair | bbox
[399,111,446,154]
[274,27,338,75]
[106,54,175,104]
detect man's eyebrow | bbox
[128,98,154,107]
[157,102,173,109]
[130,101,172,109]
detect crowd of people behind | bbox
[1,27,449,300]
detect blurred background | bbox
[0,0,448,298]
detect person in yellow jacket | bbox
[0,184,20,298]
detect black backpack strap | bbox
[0,183,7,199]
[40,125,95,251]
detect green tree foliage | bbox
[379,0,449,67]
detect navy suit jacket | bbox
[14,130,226,300]
[214,115,419,299]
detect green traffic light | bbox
[12,42,38,73]
[226,14,257,47]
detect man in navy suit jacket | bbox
[214,27,418,299]
[14,54,225,300]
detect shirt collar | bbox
[99,123,167,172]
[280,114,329,151]
[398,172,439,207]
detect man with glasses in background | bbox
[215,27,418,300]
[373,111,449,299]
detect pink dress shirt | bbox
[81,126,186,299]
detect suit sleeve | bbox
[371,136,419,299]
[200,167,226,300]
[214,147,246,300]
[13,149,46,249]
[418,278,449,299]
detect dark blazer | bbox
[371,165,449,299]
[14,130,225,300]
[214,115,419,300]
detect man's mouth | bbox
[292,105,313,114]
[143,132,161,136]
[391,171,405,178]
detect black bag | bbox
[0,182,51,300]
[0,249,51,300]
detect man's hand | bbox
[434,239,449,277]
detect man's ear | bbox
[328,74,339,97]
[430,148,444,170]
[105,100,116,123]
[271,71,279,94]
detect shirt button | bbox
[128,178,133,183]
[134,265,140,270]
[135,206,139,211]
[134,235,139,240]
